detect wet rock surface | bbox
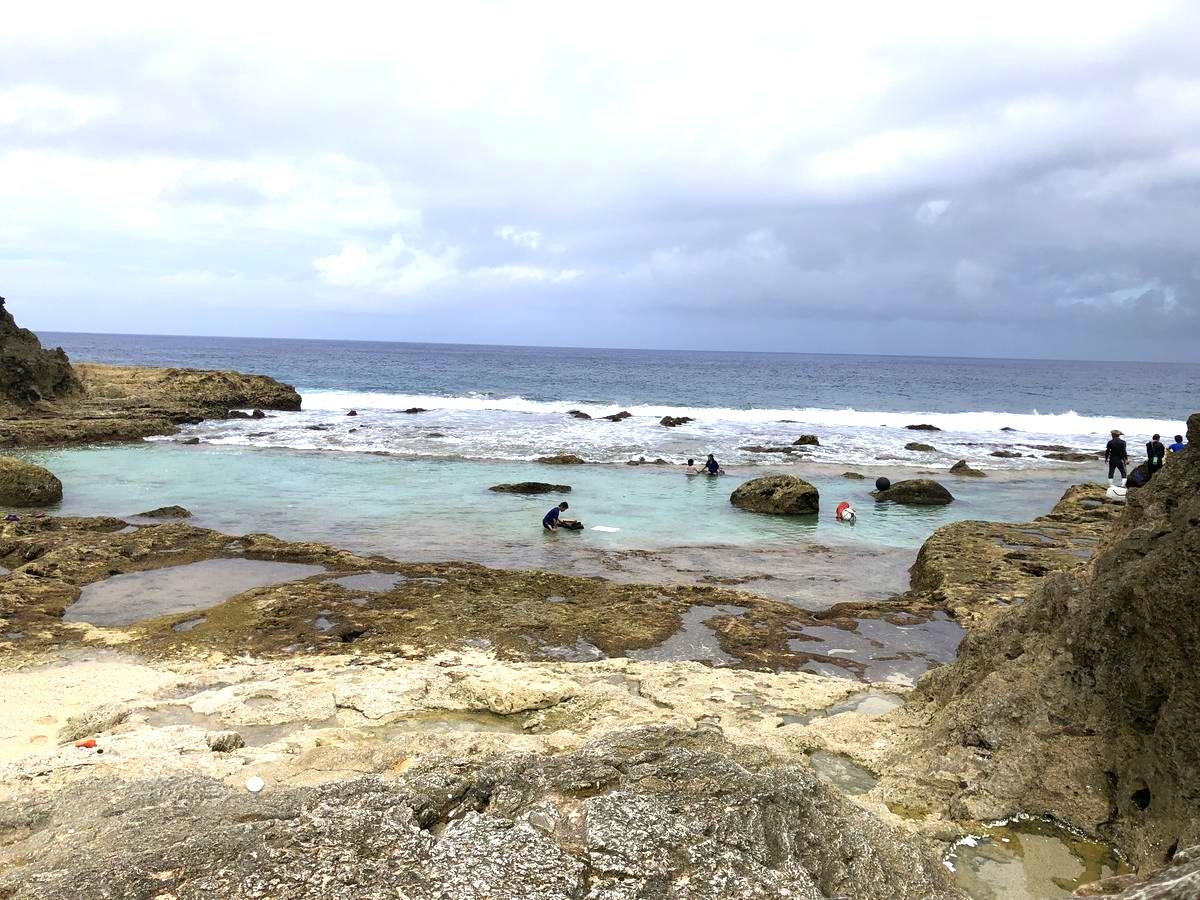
[0,726,961,900]
[0,457,62,507]
[949,460,987,478]
[535,454,586,465]
[133,504,192,519]
[489,482,572,494]
[730,474,820,515]
[873,479,955,506]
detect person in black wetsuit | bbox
[1146,434,1166,480]
[1104,430,1128,484]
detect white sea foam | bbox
[299,390,1181,438]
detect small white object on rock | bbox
[245,776,265,793]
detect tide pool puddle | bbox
[363,711,527,736]
[946,817,1132,899]
[627,604,746,665]
[807,750,878,795]
[789,613,965,685]
[784,689,904,726]
[328,572,407,592]
[141,705,338,746]
[63,559,327,627]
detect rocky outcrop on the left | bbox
[0,456,63,506]
[0,297,80,408]
[0,726,960,899]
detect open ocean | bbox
[44,332,1197,470]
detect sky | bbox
[2,1,1200,361]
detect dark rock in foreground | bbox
[872,479,954,505]
[535,454,585,465]
[0,456,62,507]
[731,474,819,515]
[489,482,572,495]
[0,727,960,900]
[134,505,192,519]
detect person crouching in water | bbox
[703,454,722,475]
[685,459,701,475]
[1147,434,1166,480]
[1105,430,1128,485]
[543,501,569,531]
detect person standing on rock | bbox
[1146,434,1166,480]
[1104,430,1128,484]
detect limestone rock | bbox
[489,483,571,495]
[793,434,820,446]
[949,460,986,477]
[58,702,131,742]
[134,505,192,519]
[453,665,577,714]
[0,296,81,407]
[905,442,936,452]
[0,457,63,506]
[872,479,954,505]
[730,475,820,515]
[905,423,941,431]
[0,727,962,899]
[535,454,585,465]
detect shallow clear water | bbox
[946,817,1132,899]
[63,558,327,627]
[807,750,878,795]
[627,604,746,665]
[789,613,966,685]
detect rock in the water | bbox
[740,445,804,454]
[226,410,252,419]
[949,460,987,477]
[872,479,954,505]
[0,296,81,407]
[403,407,427,414]
[1044,451,1094,462]
[346,409,357,416]
[842,471,866,480]
[1000,426,1017,432]
[176,437,200,445]
[0,456,63,506]
[251,409,265,419]
[134,505,192,519]
[989,450,1022,458]
[905,442,936,452]
[730,474,820,515]
[205,730,246,753]
[793,434,820,446]
[535,454,585,465]
[489,482,572,495]
[905,423,941,431]
[566,410,591,419]
[659,415,694,427]
[0,727,961,900]
[601,410,632,422]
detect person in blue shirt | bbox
[543,501,569,530]
[1169,434,1186,454]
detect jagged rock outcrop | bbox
[659,415,693,427]
[794,434,820,446]
[949,460,986,477]
[0,457,63,506]
[905,414,1200,868]
[0,297,80,407]
[731,474,819,515]
[0,727,962,900]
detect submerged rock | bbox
[989,450,1022,458]
[0,456,63,506]
[872,479,954,505]
[731,474,820,515]
[176,437,200,445]
[602,410,633,422]
[659,415,694,427]
[134,505,193,519]
[842,471,867,479]
[566,409,591,419]
[949,460,987,477]
[905,442,936,452]
[1044,451,1094,462]
[793,434,820,446]
[905,423,941,432]
[403,407,427,414]
[535,454,585,465]
[489,482,572,495]
[0,727,961,899]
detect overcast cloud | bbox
[2,1,1199,360]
